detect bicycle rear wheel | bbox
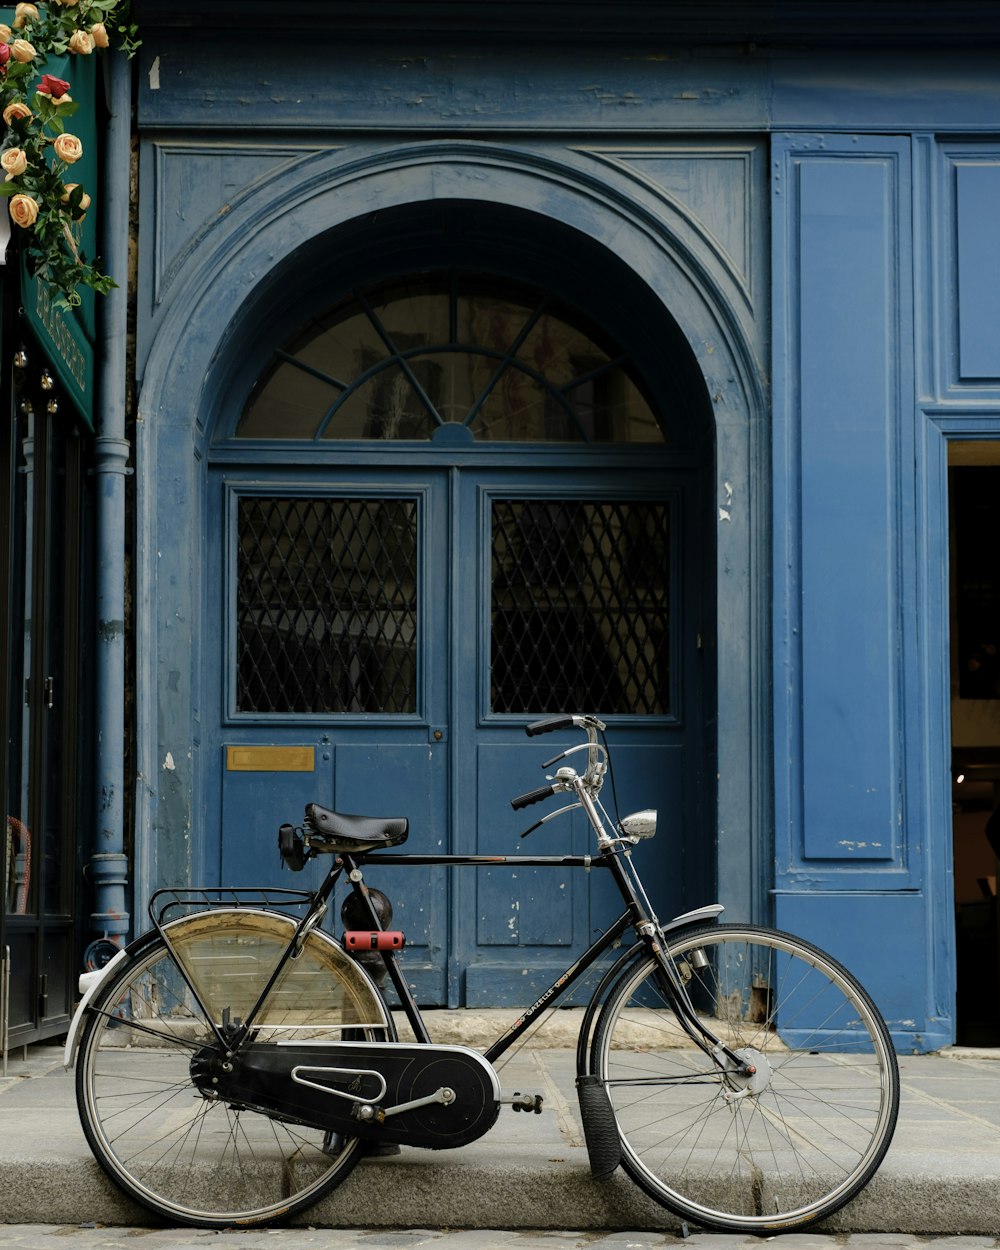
[76,909,393,1228]
[592,923,898,1234]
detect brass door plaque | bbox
[226,746,315,772]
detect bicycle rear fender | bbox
[64,909,394,1069]
[63,930,158,1068]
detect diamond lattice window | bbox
[490,498,671,716]
[236,496,418,714]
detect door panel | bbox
[334,740,447,1005]
[220,742,333,890]
[453,471,699,1003]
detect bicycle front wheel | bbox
[593,923,898,1234]
[76,909,394,1228]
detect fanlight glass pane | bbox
[326,368,438,441]
[237,272,665,444]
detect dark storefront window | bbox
[1,331,91,1053]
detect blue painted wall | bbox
[127,9,1000,1047]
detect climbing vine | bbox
[0,0,138,308]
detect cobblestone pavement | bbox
[1,1230,999,1250]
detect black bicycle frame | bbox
[339,846,745,1072]
[145,844,743,1073]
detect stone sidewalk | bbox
[2,1025,999,1235]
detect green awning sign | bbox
[23,269,94,419]
[15,48,99,431]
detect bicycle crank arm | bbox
[356,1086,457,1121]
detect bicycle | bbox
[66,713,899,1234]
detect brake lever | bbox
[541,742,606,770]
[519,801,582,838]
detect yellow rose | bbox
[9,193,39,228]
[3,101,32,125]
[53,133,83,163]
[0,23,12,43]
[68,29,93,54]
[90,22,109,47]
[12,4,39,28]
[1,148,28,177]
[54,94,74,106]
[11,38,36,62]
[60,183,92,215]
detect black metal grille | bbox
[236,496,418,714]
[490,499,671,716]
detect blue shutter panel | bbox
[772,135,914,889]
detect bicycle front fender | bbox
[661,902,725,934]
[575,902,726,1078]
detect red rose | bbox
[38,73,70,97]
[0,43,10,66]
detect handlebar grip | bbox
[525,715,575,738]
[511,784,557,811]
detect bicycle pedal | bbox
[509,1091,544,1113]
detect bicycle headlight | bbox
[620,809,657,839]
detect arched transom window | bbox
[237,272,666,444]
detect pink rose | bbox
[9,193,38,228]
[38,73,70,98]
[53,132,83,163]
[12,3,39,29]
[0,42,10,66]
[60,182,91,216]
[1,148,28,177]
[3,101,32,125]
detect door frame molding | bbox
[135,140,769,929]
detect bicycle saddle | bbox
[304,804,409,852]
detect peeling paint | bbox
[149,55,160,90]
[718,508,731,522]
[163,751,176,771]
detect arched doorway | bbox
[203,202,715,1005]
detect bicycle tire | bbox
[592,923,899,1234]
[76,908,394,1228]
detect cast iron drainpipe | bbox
[87,49,132,963]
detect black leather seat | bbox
[304,804,408,852]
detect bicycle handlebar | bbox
[510,783,558,811]
[524,715,575,737]
[512,714,609,836]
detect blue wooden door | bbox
[208,462,704,1006]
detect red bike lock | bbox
[344,930,406,951]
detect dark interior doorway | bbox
[950,451,1000,1045]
